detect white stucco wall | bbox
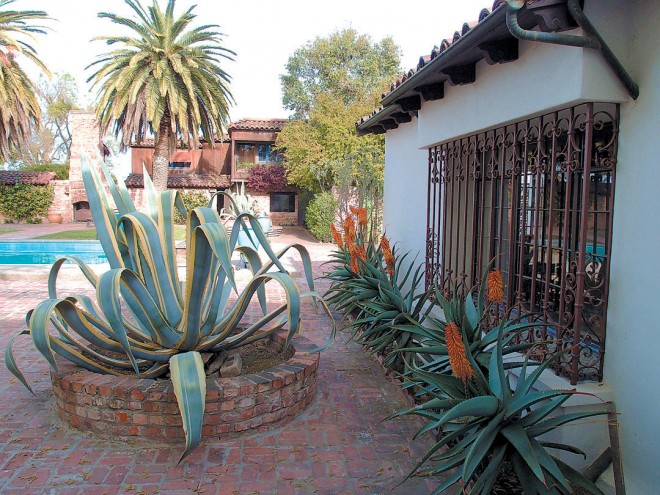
[383,116,429,264]
[603,2,660,493]
[381,1,658,492]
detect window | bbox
[425,102,618,383]
[169,161,190,169]
[270,192,295,213]
[258,144,281,164]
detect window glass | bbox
[270,192,295,212]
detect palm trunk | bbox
[152,120,171,193]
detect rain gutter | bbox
[506,0,639,99]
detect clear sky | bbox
[22,0,491,121]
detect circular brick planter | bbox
[51,333,319,443]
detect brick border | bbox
[51,333,319,443]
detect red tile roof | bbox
[228,119,288,132]
[124,174,231,189]
[0,171,57,186]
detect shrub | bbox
[23,163,70,180]
[246,164,287,192]
[0,183,54,222]
[173,191,209,224]
[305,191,337,242]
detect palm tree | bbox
[88,0,234,192]
[0,0,49,162]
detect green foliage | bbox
[88,0,234,191]
[0,2,50,161]
[280,28,401,119]
[277,28,399,196]
[304,192,337,242]
[390,318,609,495]
[5,157,335,462]
[22,162,70,180]
[0,183,53,222]
[173,191,209,224]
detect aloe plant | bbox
[4,157,333,462]
[390,315,609,494]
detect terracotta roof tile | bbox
[228,118,288,132]
[0,171,56,186]
[124,173,231,189]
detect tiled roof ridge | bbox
[358,1,505,127]
[124,173,231,189]
[228,118,289,131]
[0,171,57,186]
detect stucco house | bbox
[357,0,658,493]
[128,118,299,225]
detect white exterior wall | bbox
[603,2,660,493]
[383,117,428,263]
[381,1,659,492]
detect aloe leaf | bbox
[529,436,570,490]
[5,333,34,393]
[463,410,505,481]
[528,409,609,437]
[500,424,546,484]
[468,444,507,494]
[170,351,206,463]
[554,456,606,495]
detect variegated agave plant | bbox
[4,157,333,462]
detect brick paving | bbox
[0,226,442,494]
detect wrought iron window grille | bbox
[425,102,619,384]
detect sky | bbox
[22,0,492,121]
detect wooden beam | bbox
[392,112,412,124]
[381,119,398,130]
[478,38,519,65]
[416,82,444,102]
[443,63,476,86]
[395,95,422,112]
[372,125,387,135]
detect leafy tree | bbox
[88,0,234,192]
[10,73,78,167]
[281,28,400,119]
[0,0,50,162]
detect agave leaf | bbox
[170,351,206,463]
[97,270,141,375]
[48,256,99,299]
[28,299,64,374]
[142,164,159,220]
[500,424,546,484]
[101,160,135,215]
[81,156,124,268]
[5,332,34,393]
[119,212,183,326]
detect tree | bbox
[88,0,234,192]
[11,73,78,167]
[280,28,400,119]
[37,73,78,163]
[0,0,50,162]
[277,29,399,204]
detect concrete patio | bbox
[0,225,442,495]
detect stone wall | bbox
[48,180,72,222]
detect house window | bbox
[270,192,295,212]
[258,144,281,164]
[425,102,618,383]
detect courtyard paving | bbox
[0,225,441,495]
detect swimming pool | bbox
[0,240,108,265]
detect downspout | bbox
[506,0,639,100]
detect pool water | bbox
[0,240,108,265]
